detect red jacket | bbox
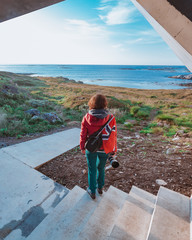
[80,113,117,154]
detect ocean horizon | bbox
[0,64,191,90]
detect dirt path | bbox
[37,123,192,197]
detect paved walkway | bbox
[1,128,81,168]
[0,128,81,239]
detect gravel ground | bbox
[37,123,192,197]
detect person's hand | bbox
[81,150,85,154]
[110,152,116,157]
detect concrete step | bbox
[0,150,68,240]
[78,186,129,240]
[129,186,156,205]
[2,128,81,168]
[109,186,156,240]
[4,181,68,240]
[26,186,102,240]
[147,187,190,240]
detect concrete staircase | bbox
[4,185,188,240]
[0,128,190,239]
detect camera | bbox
[108,155,119,168]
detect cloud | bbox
[0,12,124,64]
[98,0,136,25]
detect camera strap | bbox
[96,115,114,137]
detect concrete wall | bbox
[0,0,64,23]
[130,0,192,72]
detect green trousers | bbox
[86,150,108,194]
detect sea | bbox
[0,64,191,90]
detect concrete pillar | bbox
[130,0,192,72]
[0,0,65,23]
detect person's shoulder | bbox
[82,113,88,123]
[109,113,115,119]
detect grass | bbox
[0,72,81,137]
[0,71,192,138]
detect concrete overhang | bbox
[0,0,65,23]
[130,0,192,72]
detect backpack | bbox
[85,115,112,152]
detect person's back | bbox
[80,94,117,199]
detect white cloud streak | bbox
[98,0,136,25]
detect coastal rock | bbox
[77,81,84,84]
[42,112,62,124]
[169,74,192,80]
[25,109,40,116]
[1,84,19,95]
[30,115,44,123]
[27,99,50,108]
[0,142,8,148]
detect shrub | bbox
[148,122,158,128]
[107,97,128,109]
[152,127,164,135]
[130,106,140,115]
[169,104,178,109]
[124,122,133,129]
[164,128,177,137]
[174,117,192,129]
[140,127,153,134]
[156,114,174,122]
[136,110,149,119]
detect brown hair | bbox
[88,94,107,110]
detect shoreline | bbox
[29,74,192,90]
[0,63,191,90]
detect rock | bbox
[156,179,167,186]
[157,122,164,127]
[166,148,177,154]
[0,142,8,148]
[177,130,184,135]
[42,112,62,124]
[82,169,86,174]
[169,74,192,80]
[172,136,180,141]
[29,115,44,123]
[117,149,122,152]
[163,123,170,128]
[124,119,137,125]
[25,109,40,116]
[123,136,132,140]
[1,84,19,95]
[135,133,140,138]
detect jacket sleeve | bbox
[114,117,117,152]
[80,116,88,150]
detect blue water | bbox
[0,64,190,89]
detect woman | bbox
[80,94,117,199]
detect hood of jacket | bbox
[85,109,110,127]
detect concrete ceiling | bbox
[0,0,65,23]
[131,0,192,71]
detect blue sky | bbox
[0,0,182,65]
